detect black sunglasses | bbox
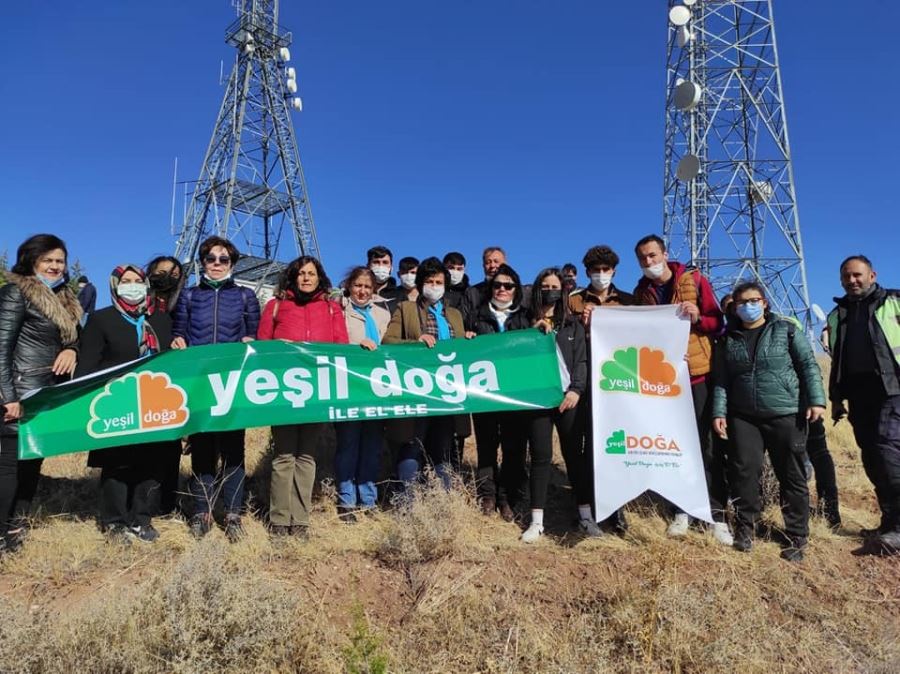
[203,255,231,265]
[492,281,516,290]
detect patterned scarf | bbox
[427,301,452,341]
[109,265,159,357]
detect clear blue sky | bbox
[1,1,897,313]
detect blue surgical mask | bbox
[736,302,764,323]
[37,274,65,289]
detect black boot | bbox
[733,526,753,552]
[780,536,807,563]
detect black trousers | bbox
[728,413,809,539]
[694,381,728,522]
[0,434,42,535]
[805,417,839,508]
[530,405,586,510]
[473,411,527,507]
[100,464,160,529]
[847,385,900,530]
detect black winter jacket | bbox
[74,306,174,469]
[554,318,587,396]
[471,302,532,335]
[0,273,82,435]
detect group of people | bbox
[0,233,897,563]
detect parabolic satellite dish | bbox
[674,80,702,111]
[669,6,691,27]
[676,154,701,181]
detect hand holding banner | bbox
[591,305,713,523]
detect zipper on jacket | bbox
[213,287,220,344]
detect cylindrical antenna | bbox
[169,157,178,236]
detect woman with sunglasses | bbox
[520,268,588,543]
[75,265,172,543]
[257,256,349,539]
[171,236,260,541]
[711,281,826,562]
[470,263,533,521]
[0,234,81,555]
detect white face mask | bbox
[449,269,465,286]
[642,262,666,280]
[492,299,513,310]
[400,272,417,289]
[590,273,613,290]
[370,265,391,283]
[117,282,148,304]
[422,285,445,303]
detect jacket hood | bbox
[7,272,82,345]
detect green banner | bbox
[18,330,563,459]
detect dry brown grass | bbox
[2,369,899,673]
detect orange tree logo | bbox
[87,372,189,438]
[598,346,681,397]
[604,428,681,454]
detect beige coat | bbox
[341,296,391,345]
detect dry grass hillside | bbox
[1,361,899,673]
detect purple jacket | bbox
[171,279,260,346]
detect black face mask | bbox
[563,278,576,292]
[540,289,563,306]
[149,273,178,292]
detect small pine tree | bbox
[68,258,86,293]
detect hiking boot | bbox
[0,533,23,556]
[189,514,212,539]
[711,522,734,546]
[338,508,358,524]
[480,497,496,517]
[269,524,291,537]
[106,524,133,546]
[130,524,160,543]
[224,514,244,542]
[520,522,544,544]
[290,525,310,541]
[499,503,516,523]
[667,513,689,537]
[733,527,753,552]
[578,517,603,538]
[780,537,807,563]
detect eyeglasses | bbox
[492,282,516,291]
[203,255,231,265]
[736,297,764,306]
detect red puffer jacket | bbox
[257,291,349,344]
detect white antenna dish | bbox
[811,304,827,323]
[285,67,296,80]
[669,6,691,27]
[279,47,291,62]
[674,80,702,111]
[676,26,693,47]
[749,180,774,204]
[291,97,303,111]
[243,43,255,55]
[676,154,701,181]
[286,79,298,94]
[683,0,698,6]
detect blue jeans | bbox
[334,421,383,508]
[189,430,245,515]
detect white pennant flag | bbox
[591,305,713,523]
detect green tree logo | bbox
[605,429,626,454]
[598,347,638,393]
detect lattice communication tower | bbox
[174,0,319,279]
[662,0,812,328]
